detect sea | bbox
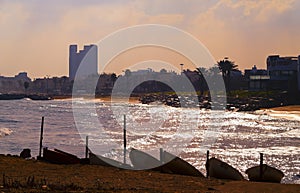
[0,98,299,184]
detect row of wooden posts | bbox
[38,115,128,162]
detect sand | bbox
[268,105,300,112]
[0,155,299,193]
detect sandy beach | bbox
[0,155,299,193]
[268,105,300,112]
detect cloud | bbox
[220,0,296,22]
[145,14,184,25]
[0,2,147,77]
[0,2,30,36]
[185,0,300,69]
[0,0,299,77]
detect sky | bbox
[0,0,300,78]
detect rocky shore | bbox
[1,91,298,112]
[139,91,294,111]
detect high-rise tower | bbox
[298,55,300,91]
[69,44,98,80]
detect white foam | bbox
[256,109,300,122]
[0,128,13,136]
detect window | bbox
[281,71,295,76]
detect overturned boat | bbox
[129,148,203,176]
[206,157,244,180]
[89,152,132,169]
[246,164,284,183]
[42,148,80,164]
[162,151,204,177]
[129,148,162,170]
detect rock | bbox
[20,148,31,159]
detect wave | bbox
[0,118,18,123]
[255,109,300,122]
[0,127,13,137]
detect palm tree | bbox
[110,73,117,87]
[209,66,221,76]
[196,67,207,76]
[217,58,238,91]
[196,67,208,95]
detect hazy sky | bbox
[1,0,300,78]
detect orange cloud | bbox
[0,1,299,77]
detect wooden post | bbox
[123,115,127,164]
[260,153,263,179]
[85,136,89,159]
[38,116,44,158]
[160,148,164,164]
[206,150,210,178]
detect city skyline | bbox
[1,0,300,78]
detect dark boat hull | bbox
[89,152,132,169]
[162,151,204,177]
[246,164,284,183]
[207,158,244,180]
[28,94,52,100]
[129,148,161,170]
[43,148,80,164]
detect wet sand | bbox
[0,155,299,193]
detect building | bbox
[244,65,269,90]
[230,70,243,77]
[267,55,299,91]
[0,72,31,93]
[244,65,268,78]
[298,55,300,92]
[69,44,98,80]
[14,72,31,81]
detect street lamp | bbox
[46,75,50,94]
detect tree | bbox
[24,81,29,95]
[110,73,118,88]
[196,67,208,95]
[111,73,117,81]
[208,66,220,76]
[196,67,208,76]
[124,69,131,77]
[160,68,167,73]
[217,58,238,91]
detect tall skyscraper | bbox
[298,55,300,91]
[69,44,98,80]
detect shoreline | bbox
[0,155,299,192]
[265,105,300,112]
[256,105,300,121]
[1,93,299,112]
